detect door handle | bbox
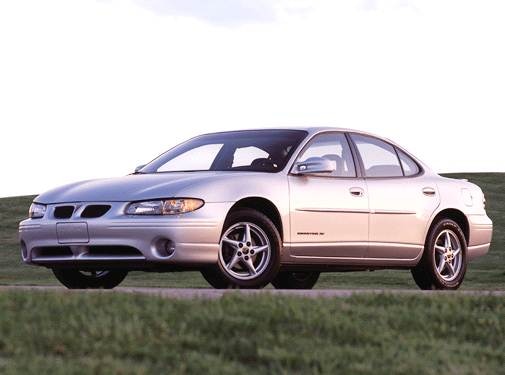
[422,187,436,196]
[349,187,365,197]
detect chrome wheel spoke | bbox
[447,262,456,276]
[222,237,240,249]
[435,245,446,254]
[243,224,252,244]
[453,249,461,257]
[437,258,446,272]
[252,245,269,254]
[227,254,241,270]
[243,257,257,275]
[80,270,107,278]
[445,232,451,249]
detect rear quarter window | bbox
[397,149,420,176]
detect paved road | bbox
[1,285,504,299]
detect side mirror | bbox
[134,164,146,173]
[292,157,336,175]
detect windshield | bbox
[141,130,308,173]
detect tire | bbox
[52,269,128,289]
[411,219,467,290]
[201,266,234,289]
[217,209,281,288]
[271,271,320,289]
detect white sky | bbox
[1,0,504,197]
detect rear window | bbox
[351,134,403,178]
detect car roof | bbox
[201,126,376,137]
[199,126,398,148]
[290,126,376,136]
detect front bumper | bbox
[467,214,493,261]
[19,201,232,269]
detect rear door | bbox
[288,132,369,258]
[349,133,440,260]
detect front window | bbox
[295,133,356,177]
[141,130,308,173]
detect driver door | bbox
[288,132,369,258]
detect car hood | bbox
[35,172,239,204]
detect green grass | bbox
[1,173,503,289]
[0,291,504,374]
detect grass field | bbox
[0,291,504,374]
[0,173,503,289]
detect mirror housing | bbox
[134,164,146,174]
[292,157,336,175]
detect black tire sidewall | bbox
[200,266,234,289]
[217,209,281,288]
[52,269,127,289]
[271,271,320,289]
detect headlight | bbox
[29,203,46,219]
[125,199,204,215]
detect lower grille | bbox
[33,246,73,258]
[31,245,144,261]
[87,246,143,257]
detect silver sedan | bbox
[19,128,493,290]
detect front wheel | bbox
[200,267,234,289]
[411,219,467,290]
[217,209,281,288]
[52,269,128,289]
[271,271,320,289]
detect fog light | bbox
[164,241,176,257]
[154,239,176,258]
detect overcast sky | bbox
[0,0,504,197]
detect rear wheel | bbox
[411,219,467,290]
[271,271,320,289]
[217,209,281,288]
[52,269,128,289]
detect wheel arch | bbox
[426,208,470,245]
[224,197,284,241]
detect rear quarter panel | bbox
[432,176,492,248]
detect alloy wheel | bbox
[78,270,109,278]
[219,222,271,281]
[433,229,463,282]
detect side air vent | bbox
[81,205,111,218]
[54,206,75,219]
